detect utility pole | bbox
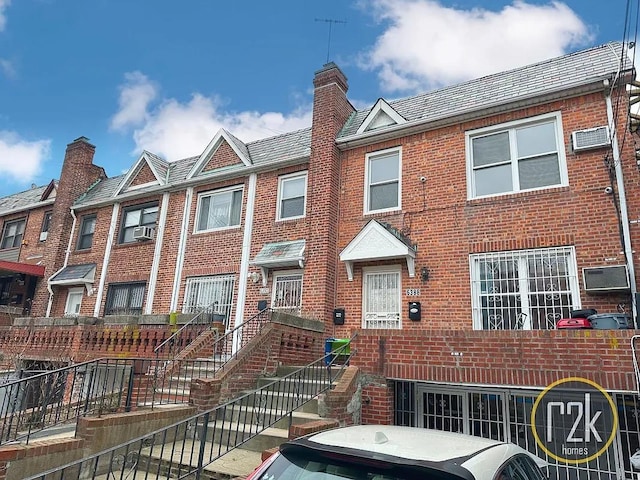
[315,18,347,64]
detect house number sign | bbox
[406,289,421,296]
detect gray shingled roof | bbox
[339,42,628,139]
[144,151,170,183]
[73,127,312,207]
[0,184,55,215]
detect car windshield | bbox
[258,450,464,480]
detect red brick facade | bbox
[0,50,638,433]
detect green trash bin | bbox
[324,338,351,365]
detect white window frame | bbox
[469,246,580,330]
[271,270,303,313]
[65,287,84,317]
[194,185,244,233]
[182,274,236,325]
[362,265,402,329]
[276,171,308,221]
[466,112,568,199]
[364,147,402,215]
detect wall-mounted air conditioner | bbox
[132,226,154,241]
[571,126,610,152]
[583,265,630,292]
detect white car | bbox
[247,425,546,480]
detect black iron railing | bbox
[150,308,272,406]
[0,358,149,444]
[25,341,353,480]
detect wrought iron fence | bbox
[0,358,147,445]
[25,342,353,480]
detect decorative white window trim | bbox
[276,171,308,221]
[362,265,402,329]
[364,146,402,215]
[466,111,568,200]
[194,185,244,233]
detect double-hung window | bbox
[467,112,567,198]
[119,203,158,244]
[277,172,307,220]
[1,218,25,249]
[272,272,303,313]
[105,282,145,315]
[77,215,96,250]
[365,147,401,214]
[470,247,579,330]
[363,266,401,329]
[195,186,243,232]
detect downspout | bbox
[170,187,193,313]
[233,173,257,351]
[605,84,638,326]
[93,203,120,317]
[45,208,77,317]
[145,192,170,313]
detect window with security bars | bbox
[105,282,145,315]
[182,275,235,325]
[363,267,401,329]
[470,247,579,330]
[272,272,302,313]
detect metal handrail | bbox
[149,308,272,406]
[154,301,223,355]
[25,341,354,480]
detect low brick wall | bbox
[0,405,194,480]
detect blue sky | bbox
[0,0,635,197]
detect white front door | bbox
[65,287,84,317]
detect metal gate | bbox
[405,383,636,479]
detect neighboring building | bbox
[0,42,638,478]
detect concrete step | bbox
[237,390,320,413]
[138,438,263,480]
[203,420,290,452]
[216,404,321,429]
[256,376,333,395]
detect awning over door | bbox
[0,260,45,277]
[48,263,96,293]
[339,220,416,281]
[251,240,305,286]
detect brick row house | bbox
[1,42,639,476]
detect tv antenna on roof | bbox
[315,18,347,64]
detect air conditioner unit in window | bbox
[571,126,610,152]
[583,265,630,292]
[39,231,48,241]
[132,226,154,241]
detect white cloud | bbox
[110,71,158,131]
[0,131,50,182]
[0,58,15,78]
[0,0,9,32]
[111,72,312,160]
[360,0,593,92]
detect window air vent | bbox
[583,265,630,292]
[132,226,154,241]
[571,126,610,152]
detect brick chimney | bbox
[31,137,106,316]
[305,63,354,324]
